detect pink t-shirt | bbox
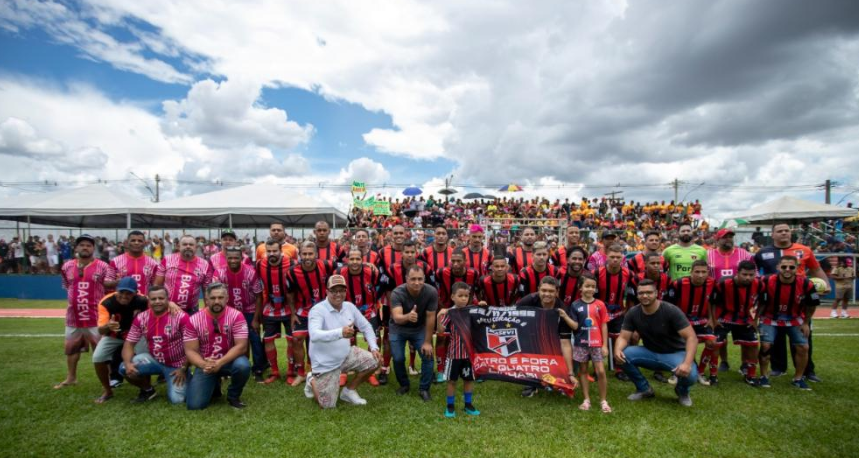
[213,265,263,314]
[110,253,159,294]
[156,254,214,313]
[61,259,116,327]
[707,248,754,281]
[126,309,191,368]
[209,252,253,271]
[184,307,248,359]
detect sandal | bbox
[578,399,591,411]
[94,393,114,404]
[53,380,77,390]
[600,400,612,413]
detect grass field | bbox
[1,300,858,458]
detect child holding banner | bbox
[571,273,611,413]
[436,282,480,418]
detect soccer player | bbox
[154,234,213,314]
[436,282,480,418]
[121,285,192,404]
[287,241,337,386]
[593,243,637,381]
[257,239,294,385]
[92,277,150,403]
[434,248,479,381]
[627,231,667,278]
[256,222,299,262]
[421,226,453,272]
[462,224,493,276]
[757,256,820,390]
[558,246,588,306]
[666,260,717,386]
[754,223,829,381]
[108,230,159,294]
[518,241,558,296]
[663,224,707,281]
[711,261,762,386]
[340,247,381,386]
[184,283,251,409]
[478,246,520,306]
[54,234,116,390]
[210,229,252,271]
[352,228,380,266]
[380,224,408,274]
[552,226,583,268]
[214,246,265,381]
[571,273,611,413]
[314,220,346,263]
[507,226,537,273]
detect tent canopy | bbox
[142,183,348,228]
[730,196,858,223]
[0,184,156,227]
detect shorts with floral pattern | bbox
[311,346,379,409]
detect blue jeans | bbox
[621,346,697,396]
[119,353,188,404]
[243,312,267,374]
[185,356,251,410]
[390,331,433,391]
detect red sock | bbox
[409,346,417,368]
[709,352,719,377]
[382,328,391,371]
[296,362,305,377]
[698,348,713,374]
[745,359,758,378]
[265,343,280,377]
[436,342,448,373]
[286,338,295,377]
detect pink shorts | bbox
[64,326,101,355]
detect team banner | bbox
[351,181,366,194]
[372,200,391,215]
[449,306,575,396]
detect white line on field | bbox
[814,333,859,337]
[0,334,63,337]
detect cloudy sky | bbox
[1,0,858,220]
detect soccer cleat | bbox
[759,376,772,388]
[377,372,388,386]
[769,370,785,377]
[739,363,749,377]
[697,374,711,386]
[419,390,431,402]
[521,386,537,398]
[368,375,380,387]
[615,371,630,382]
[668,375,678,386]
[805,374,822,383]
[791,378,812,391]
[709,376,719,386]
[304,379,315,399]
[718,361,730,373]
[227,397,247,409]
[627,388,655,401]
[253,373,265,384]
[285,375,296,385]
[339,388,367,405]
[408,366,419,376]
[445,406,456,418]
[396,386,410,396]
[109,379,123,389]
[464,404,481,416]
[841,310,850,319]
[653,372,669,384]
[830,309,839,318]
[435,373,446,383]
[677,393,693,407]
[131,388,156,403]
[744,376,759,387]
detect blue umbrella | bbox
[402,186,423,196]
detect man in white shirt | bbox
[307,275,381,408]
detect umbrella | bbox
[439,188,457,195]
[481,193,496,199]
[402,186,423,196]
[498,184,524,192]
[463,192,483,199]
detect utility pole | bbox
[825,179,831,204]
[603,190,624,204]
[672,178,680,202]
[155,174,160,203]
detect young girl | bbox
[571,273,611,413]
[436,282,479,418]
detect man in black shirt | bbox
[615,279,699,407]
[389,265,438,401]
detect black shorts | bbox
[380,304,390,327]
[292,316,309,337]
[263,317,291,339]
[693,324,716,341]
[715,323,759,346]
[444,358,474,382]
[607,316,623,337]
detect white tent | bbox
[731,196,858,223]
[142,183,348,228]
[0,184,155,228]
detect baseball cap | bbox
[714,229,735,240]
[327,275,347,289]
[469,224,484,234]
[221,229,237,240]
[74,234,96,246]
[116,277,139,293]
[601,231,617,239]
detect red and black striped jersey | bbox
[627,252,668,278]
[712,276,761,325]
[463,246,493,276]
[360,249,381,267]
[436,267,480,308]
[379,246,403,274]
[518,265,559,297]
[594,266,637,320]
[420,245,453,272]
[666,277,715,325]
[317,241,346,263]
[256,258,293,317]
[639,272,671,299]
[506,247,534,273]
[551,245,584,268]
[287,260,336,317]
[478,273,519,306]
[558,269,583,306]
[758,275,820,326]
[383,261,433,291]
[338,265,380,307]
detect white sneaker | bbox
[668,375,678,385]
[339,387,367,405]
[830,309,838,318]
[408,366,419,376]
[842,310,850,319]
[304,376,315,399]
[697,374,711,386]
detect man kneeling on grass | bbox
[306,275,380,408]
[614,279,699,407]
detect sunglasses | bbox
[780,265,797,270]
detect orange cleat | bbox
[368,375,379,387]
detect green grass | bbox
[1,317,858,458]
[0,299,66,309]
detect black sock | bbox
[464,403,475,410]
[446,404,454,412]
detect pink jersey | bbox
[707,248,754,281]
[110,253,159,294]
[183,307,248,359]
[61,259,116,328]
[156,254,214,313]
[126,309,191,368]
[209,252,253,271]
[213,265,263,314]
[587,251,607,271]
